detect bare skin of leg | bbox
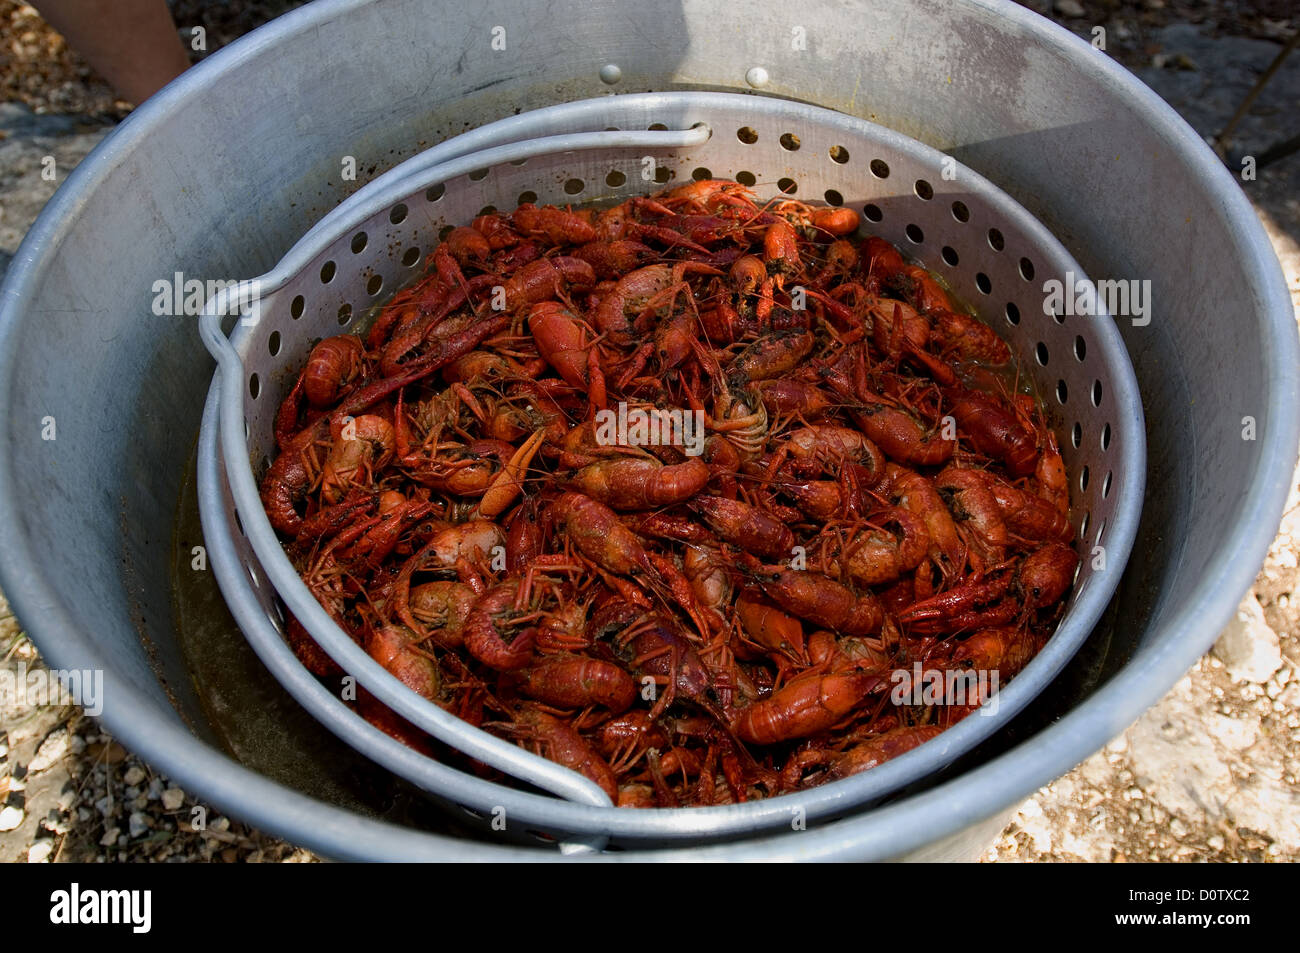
[32,0,192,105]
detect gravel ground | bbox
[0,1,1297,862]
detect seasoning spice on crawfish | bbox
[260,178,1079,806]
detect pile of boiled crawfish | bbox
[262,177,1079,807]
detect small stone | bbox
[128,811,150,838]
[1207,834,1225,851]
[94,795,113,817]
[211,815,230,833]
[1170,818,1188,839]
[27,840,54,863]
[98,825,119,846]
[0,804,24,831]
[146,777,163,801]
[123,765,146,787]
[1212,593,1283,683]
[161,787,184,810]
[29,728,68,773]
[1054,0,1085,17]
[67,733,85,755]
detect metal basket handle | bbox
[268,122,710,296]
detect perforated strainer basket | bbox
[197,91,1144,850]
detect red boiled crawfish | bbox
[260,178,1080,807]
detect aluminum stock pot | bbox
[0,0,1294,860]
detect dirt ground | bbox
[0,0,1297,862]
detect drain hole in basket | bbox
[1071,421,1082,448]
[426,183,445,202]
[389,203,408,225]
[1101,422,1112,450]
[1035,341,1049,366]
[468,168,490,181]
[319,260,336,284]
[951,200,970,223]
[1091,380,1103,406]
[290,295,304,319]
[268,330,281,356]
[648,122,668,131]
[905,223,923,244]
[914,179,934,201]
[653,166,671,184]
[1019,257,1035,281]
[824,189,843,207]
[1056,380,1068,404]
[1096,519,1107,546]
[260,455,271,476]
[1102,471,1113,498]
[830,145,850,164]
[477,205,497,217]
[1053,308,1066,325]
[367,274,384,296]
[779,133,800,151]
[337,303,352,326]
[234,509,245,537]
[987,227,1005,252]
[869,158,889,178]
[692,166,712,181]
[863,203,883,223]
[941,245,958,266]
[606,170,626,188]
[439,224,455,241]
[737,126,758,144]
[517,190,538,205]
[736,170,756,187]
[1074,336,1087,361]
[975,272,991,295]
[1079,466,1090,492]
[1005,301,1020,326]
[401,246,420,267]
[777,177,797,194]
[350,232,367,254]
[248,373,260,400]
[1078,511,1090,540]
